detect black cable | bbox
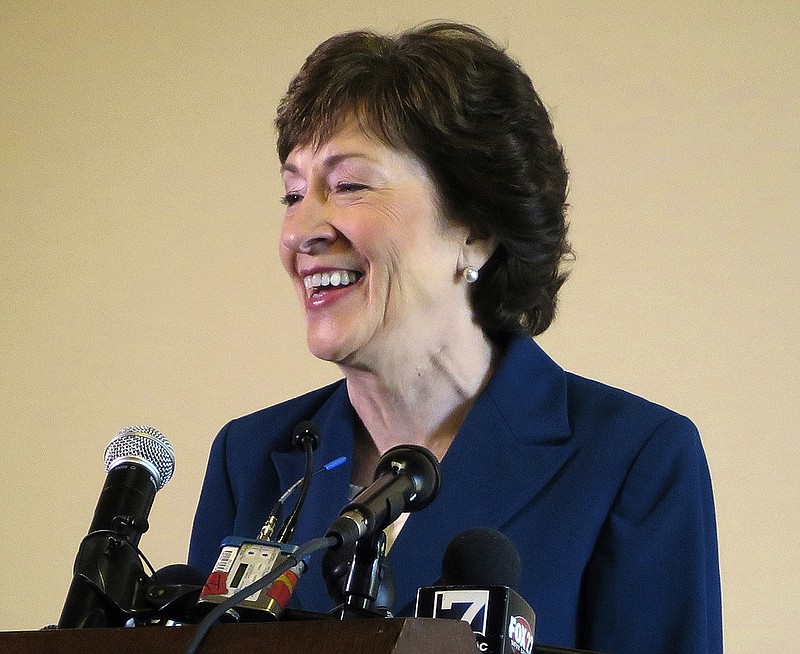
[77,529,157,576]
[276,436,314,543]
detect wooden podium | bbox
[0,618,480,654]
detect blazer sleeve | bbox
[188,422,237,576]
[579,414,723,654]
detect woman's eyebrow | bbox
[281,151,378,176]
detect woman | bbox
[190,22,722,653]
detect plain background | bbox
[1,1,798,650]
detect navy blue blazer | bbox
[189,335,722,653]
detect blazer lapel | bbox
[270,336,576,616]
[387,336,576,614]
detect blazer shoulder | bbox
[564,372,699,450]
[218,380,345,453]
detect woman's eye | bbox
[281,193,303,206]
[335,182,368,193]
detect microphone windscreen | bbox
[292,420,321,451]
[440,528,522,589]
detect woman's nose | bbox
[280,198,338,255]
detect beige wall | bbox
[2,1,798,649]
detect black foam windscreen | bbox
[440,528,522,589]
[292,420,321,451]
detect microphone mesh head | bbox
[104,425,175,490]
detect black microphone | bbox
[275,420,321,543]
[196,423,339,623]
[58,425,175,628]
[415,528,536,654]
[440,528,522,587]
[325,444,441,549]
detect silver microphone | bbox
[58,425,175,628]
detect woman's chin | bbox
[306,336,352,365]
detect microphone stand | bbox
[337,531,392,619]
[58,463,157,628]
[59,529,202,628]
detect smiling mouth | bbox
[303,270,363,296]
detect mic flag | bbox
[416,585,536,654]
[195,444,346,622]
[196,537,305,622]
[415,528,535,654]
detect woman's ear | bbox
[461,232,498,271]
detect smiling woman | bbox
[189,22,722,654]
[278,118,493,386]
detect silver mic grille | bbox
[104,425,175,490]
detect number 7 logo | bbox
[433,590,490,636]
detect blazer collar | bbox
[271,335,575,614]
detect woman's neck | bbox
[341,324,497,485]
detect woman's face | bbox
[279,118,474,367]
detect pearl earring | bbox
[462,266,479,283]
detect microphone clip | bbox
[324,531,395,620]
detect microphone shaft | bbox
[58,463,158,628]
[88,463,157,544]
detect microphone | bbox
[196,424,341,623]
[415,528,536,654]
[58,425,175,628]
[276,420,321,543]
[440,528,522,587]
[325,444,441,549]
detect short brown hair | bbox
[276,22,571,337]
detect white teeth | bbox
[302,270,360,292]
